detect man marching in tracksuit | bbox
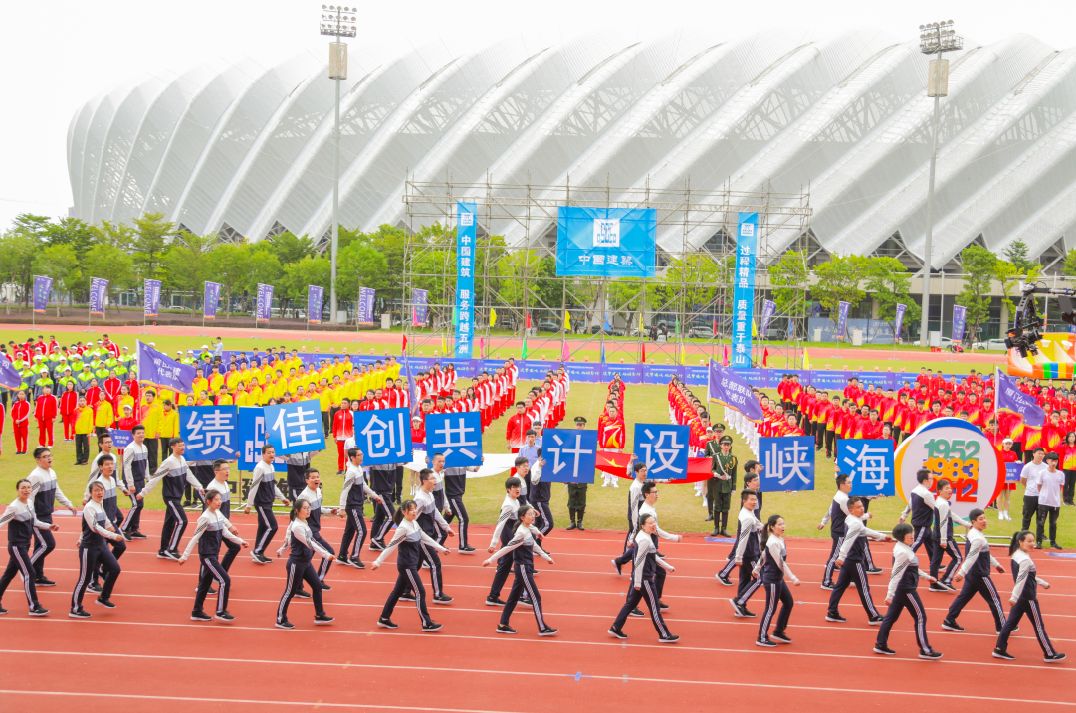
[818,474,869,590]
[120,425,150,539]
[826,496,890,624]
[900,469,938,567]
[718,491,762,612]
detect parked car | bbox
[589,325,625,337]
[972,338,1008,351]
[536,319,560,333]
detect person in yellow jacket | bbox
[140,390,163,471]
[74,397,95,465]
[157,399,179,458]
[216,387,234,406]
[209,370,225,394]
[94,398,115,438]
[191,374,208,397]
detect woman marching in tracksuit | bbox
[486,476,523,607]
[412,469,455,604]
[274,499,335,630]
[337,448,385,569]
[942,508,1006,634]
[609,513,679,643]
[929,480,970,591]
[371,500,449,632]
[70,480,125,619]
[178,489,248,622]
[873,523,943,660]
[993,530,1066,663]
[83,454,128,593]
[753,514,800,648]
[483,504,557,636]
[0,478,56,616]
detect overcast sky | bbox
[0,0,1071,232]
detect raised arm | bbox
[484,526,526,564]
[140,461,170,497]
[372,525,408,566]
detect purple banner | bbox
[0,355,20,389]
[256,283,273,323]
[307,285,324,325]
[412,288,428,327]
[759,298,776,336]
[894,303,907,339]
[708,360,763,420]
[996,369,1044,428]
[144,278,161,318]
[952,304,967,343]
[203,281,220,320]
[358,286,375,326]
[836,300,850,339]
[32,275,52,316]
[136,340,196,393]
[89,277,108,316]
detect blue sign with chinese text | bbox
[179,405,239,461]
[837,438,895,496]
[760,436,815,492]
[541,429,598,484]
[352,407,413,465]
[425,412,483,467]
[455,202,477,358]
[264,401,325,455]
[731,212,758,368]
[555,206,656,277]
[633,424,689,480]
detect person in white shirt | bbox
[1019,447,1047,531]
[993,530,1065,663]
[0,478,56,616]
[873,523,942,659]
[1035,452,1065,550]
[635,482,681,608]
[483,505,556,636]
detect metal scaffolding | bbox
[402,176,811,368]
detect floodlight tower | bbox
[320,5,357,324]
[917,20,963,346]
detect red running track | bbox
[0,511,1073,712]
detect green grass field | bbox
[0,328,1057,545]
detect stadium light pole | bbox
[917,20,962,346]
[320,5,357,324]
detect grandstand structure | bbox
[67,31,1076,274]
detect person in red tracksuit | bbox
[59,382,79,442]
[11,390,30,455]
[331,399,353,474]
[34,386,58,448]
[506,402,530,453]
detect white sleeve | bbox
[121,448,137,491]
[181,514,211,559]
[418,528,449,553]
[732,519,751,562]
[292,524,333,559]
[141,461,169,496]
[338,473,355,509]
[837,520,860,560]
[245,467,264,508]
[489,504,513,547]
[373,525,408,567]
[957,536,984,579]
[486,527,526,562]
[886,550,908,600]
[631,538,652,588]
[1010,557,1032,600]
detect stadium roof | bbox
[68,31,1076,267]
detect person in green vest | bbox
[56,368,76,392]
[113,360,128,379]
[17,369,32,393]
[76,366,95,393]
[34,373,55,399]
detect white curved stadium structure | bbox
[68,31,1076,268]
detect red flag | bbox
[402,334,408,354]
[712,317,718,338]
[762,347,770,367]
[722,344,730,367]
[641,342,647,363]
[525,312,532,329]
[595,450,633,478]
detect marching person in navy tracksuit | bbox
[275,499,335,630]
[483,504,557,636]
[873,523,942,660]
[942,508,1006,634]
[297,469,337,588]
[486,476,523,607]
[70,481,125,619]
[720,490,763,615]
[930,479,970,591]
[28,447,77,588]
[609,513,679,643]
[817,474,865,590]
[612,462,649,575]
[178,489,247,622]
[412,468,455,604]
[137,438,206,561]
[899,469,937,566]
[993,530,1066,663]
[337,448,385,569]
[83,454,128,593]
[753,513,800,648]
[0,478,56,616]
[371,500,449,632]
[244,445,290,565]
[827,496,890,624]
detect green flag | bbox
[521,332,529,360]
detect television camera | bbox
[1008,282,1076,357]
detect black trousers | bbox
[489,551,513,599]
[418,541,444,598]
[996,596,1057,655]
[910,526,937,565]
[286,465,307,502]
[145,438,159,473]
[612,577,672,637]
[827,560,881,619]
[381,567,432,626]
[277,559,325,622]
[74,434,90,464]
[30,523,56,579]
[946,574,1004,630]
[312,530,335,581]
[121,480,145,533]
[370,491,394,543]
[876,588,932,652]
[221,539,240,570]
[194,554,231,614]
[445,495,469,549]
[1064,470,1076,504]
[533,500,553,535]
[393,466,404,504]
[0,543,39,608]
[340,505,368,560]
[252,504,278,556]
[822,534,843,586]
[758,580,794,641]
[1022,495,1039,531]
[734,557,760,603]
[930,540,963,584]
[1036,505,1060,545]
[159,438,172,462]
[71,542,120,609]
[501,563,547,629]
[161,498,188,553]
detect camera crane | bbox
[1007,282,1076,357]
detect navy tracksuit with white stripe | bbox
[996,551,1057,656]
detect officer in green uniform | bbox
[706,434,738,537]
[565,415,590,531]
